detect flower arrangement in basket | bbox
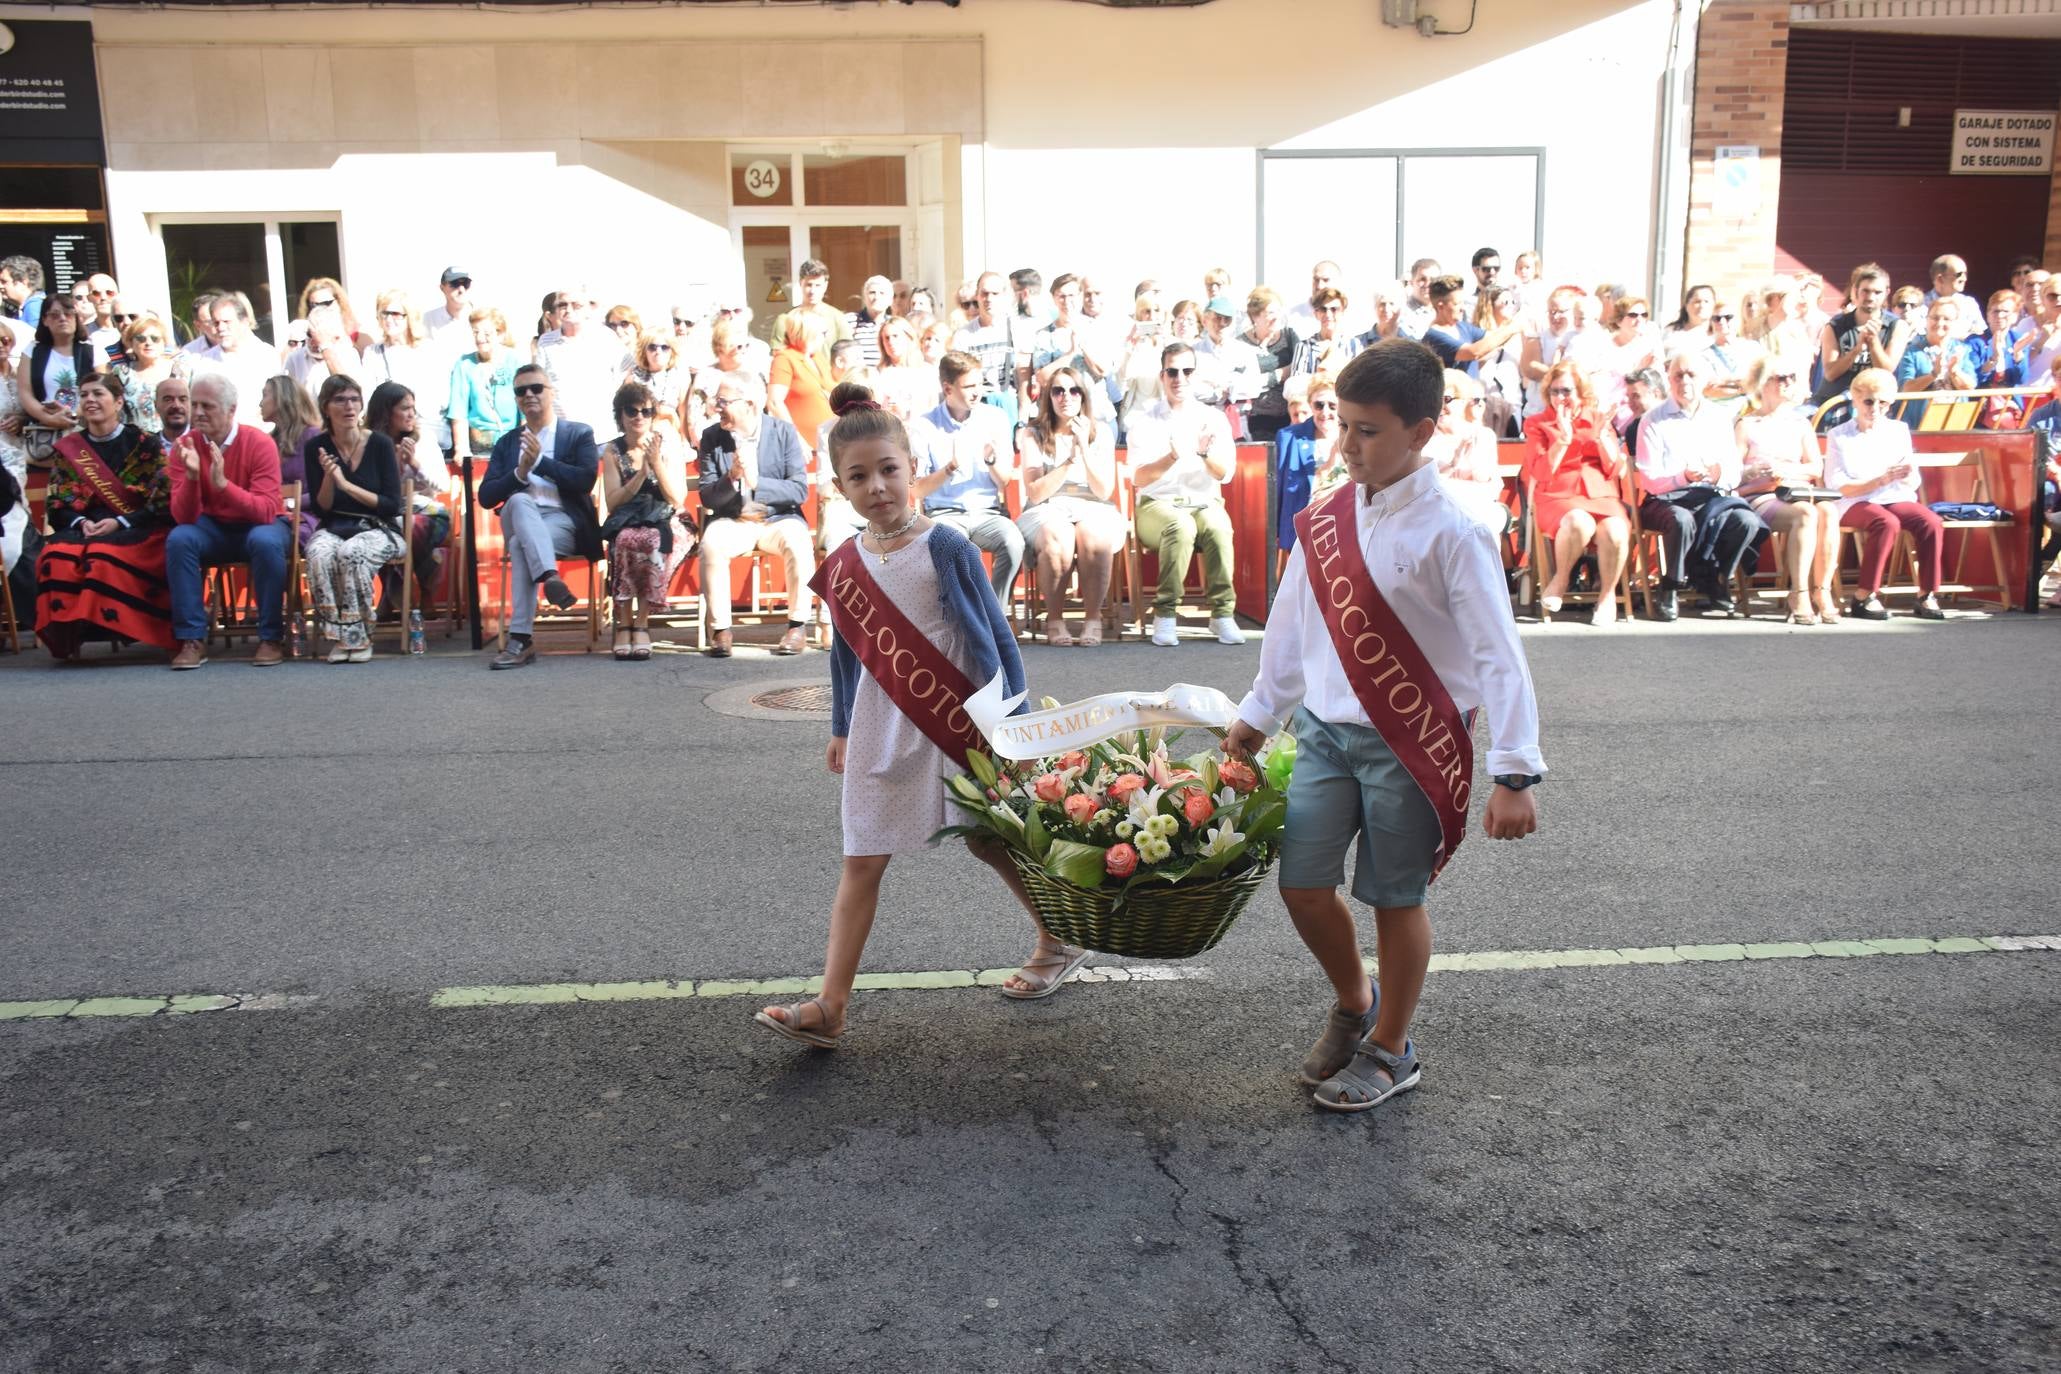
[936,715,1298,959]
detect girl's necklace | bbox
[863,508,919,565]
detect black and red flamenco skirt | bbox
[35,528,176,659]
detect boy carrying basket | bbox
[1225,339,1545,1113]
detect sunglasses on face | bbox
[1769,372,1798,383]
[1622,310,1649,319]
[1311,400,1338,412]
[514,383,548,397]
[1163,365,1196,377]
[309,297,338,309]
[136,333,164,344]
[672,318,694,327]
[448,280,471,290]
[608,320,635,331]
[648,342,672,352]
[1050,384,1082,397]
[1712,312,1736,322]
[111,313,137,324]
[623,405,658,419]
[1856,398,1894,410]
[378,309,406,320]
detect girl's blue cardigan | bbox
[828,523,1028,739]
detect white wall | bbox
[75,0,1672,328]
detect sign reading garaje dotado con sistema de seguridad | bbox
[1950,109,2055,176]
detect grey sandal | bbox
[753,997,844,1049]
[998,944,1091,1001]
[1312,1038,1421,1114]
[1297,989,1379,1087]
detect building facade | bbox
[0,0,2056,340]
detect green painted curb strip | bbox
[0,1000,78,1020]
[67,997,170,1017]
[1744,942,1819,960]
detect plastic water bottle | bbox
[407,609,426,656]
[287,618,304,660]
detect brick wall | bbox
[1681,1,1789,302]
[2048,107,2061,267]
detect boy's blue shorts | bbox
[1276,708,1443,908]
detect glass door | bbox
[729,148,914,344]
[738,225,794,348]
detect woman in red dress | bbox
[35,370,176,659]
[1521,360,1632,625]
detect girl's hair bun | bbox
[829,383,883,417]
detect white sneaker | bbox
[1151,616,1180,647]
[1209,616,1246,645]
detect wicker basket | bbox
[1007,849,1273,960]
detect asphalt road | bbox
[3,611,2058,1372]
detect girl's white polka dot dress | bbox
[841,527,976,857]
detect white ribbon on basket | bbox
[963,670,1239,762]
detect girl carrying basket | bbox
[754,383,1091,1049]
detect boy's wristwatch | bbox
[1491,773,1543,791]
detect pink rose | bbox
[1063,794,1099,826]
[1218,759,1259,795]
[1058,750,1088,772]
[1033,773,1068,804]
[1107,773,1148,803]
[1182,791,1215,827]
[1105,843,1139,878]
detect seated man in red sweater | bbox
[165,374,291,668]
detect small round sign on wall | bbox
[743,159,782,199]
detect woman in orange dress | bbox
[1521,359,1631,625]
[767,310,834,447]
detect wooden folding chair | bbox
[208,482,302,650]
[1,561,18,653]
[1526,469,1639,623]
[1845,449,2015,610]
[1017,461,1139,645]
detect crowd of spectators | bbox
[2,241,2057,668]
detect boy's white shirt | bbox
[1236,459,1547,778]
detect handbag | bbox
[599,485,676,541]
[24,425,59,463]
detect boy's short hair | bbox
[1334,338,1443,426]
[798,259,829,281]
[1427,275,1465,300]
[939,348,981,385]
[1160,340,1197,370]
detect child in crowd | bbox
[1226,339,1545,1113]
[754,383,1087,1049]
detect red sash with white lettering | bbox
[808,541,987,770]
[1295,482,1473,883]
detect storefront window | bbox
[158,218,339,345]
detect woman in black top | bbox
[303,374,402,662]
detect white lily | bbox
[1199,823,1245,858]
[1126,784,1167,829]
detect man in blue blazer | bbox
[478,362,601,668]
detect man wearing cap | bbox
[1194,296,1260,415]
[424,268,474,460]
